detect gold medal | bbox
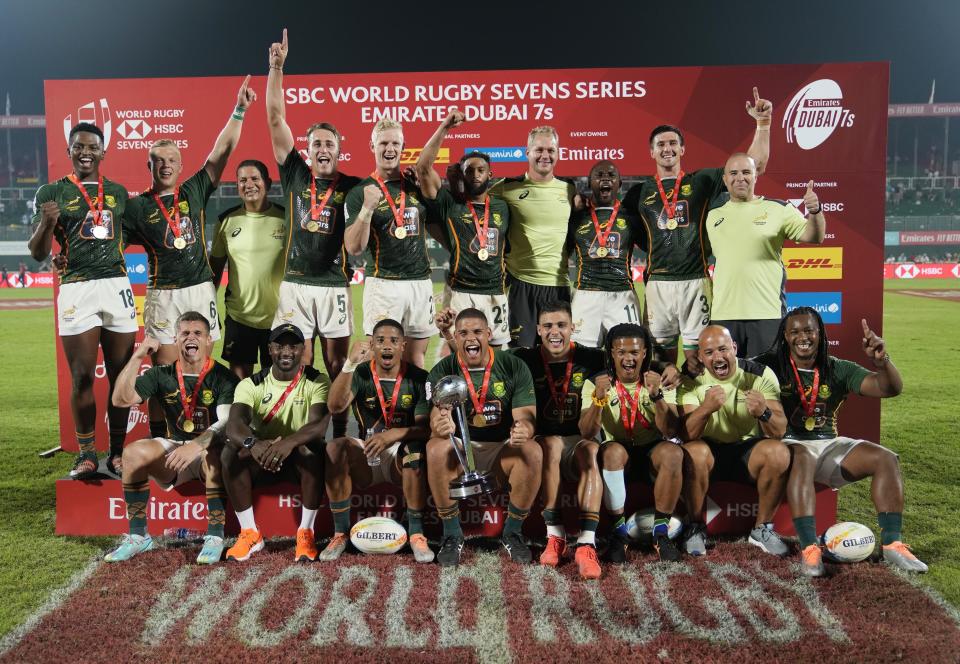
[804,416,815,431]
[666,218,678,230]
[472,413,487,427]
[306,220,319,232]
[596,246,609,258]
[477,248,489,261]
[173,236,187,250]
[182,419,195,433]
[394,226,407,239]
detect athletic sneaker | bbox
[295,528,318,562]
[801,544,826,577]
[318,532,349,561]
[883,541,928,573]
[437,535,465,567]
[748,524,789,556]
[654,534,682,562]
[226,528,264,562]
[683,523,707,557]
[501,531,533,563]
[540,535,567,567]
[196,535,224,565]
[70,452,99,480]
[605,532,631,564]
[575,544,601,580]
[104,533,154,562]
[409,534,435,563]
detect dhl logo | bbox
[782,247,843,280]
[400,147,449,165]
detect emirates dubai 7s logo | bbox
[62,98,112,146]
[782,79,855,150]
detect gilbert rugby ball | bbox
[821,521,876,562]
[626,509,683,542]
[349,516,408,554]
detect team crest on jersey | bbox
[819,385,832,398]
[104,195,117,208]
[400,394,414,409]
[571,372,584,388]
[492,213,502,226]
[201,389,214,406]
[178,201,190,214]
[333,191,345,204]
[491,382,506,398]
[680,184,692,196]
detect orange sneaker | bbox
[295,528,318,562]
[226,528,264,562]
[575,544,601,580]
[318,532,349,561]
[539,534,567,567]
[883,541,928,573]
[801,544,825,577]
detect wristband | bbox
[873,353,891,367]
[341,359,359,373]
[808,205,822,215]
[757,407,773,423]
[232,106,246,122]
[592,395,609,408]
[269,65,282,71]
[357,207,374,222]
[650,391,665,402]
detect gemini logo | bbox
[782,79,855,150]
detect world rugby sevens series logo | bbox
[782,79,855,150]
[62,98,112,146]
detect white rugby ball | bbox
[626,509,683,542]
[349,516,408,554]
[821,521,876,562]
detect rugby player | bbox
[420,309,541,566]
[210,159,286,378]
[678,324,790,556]
[488,126,576,347]
[344,119,440,368]
[707,155,826,357]
[580,323,684,563]
[416,110,511,348]
[322,320,433,562]
[222,324,330,562]
[126,76,256,440]
[29,122,137,477]
[756,308,927,576]
[106,311,238,563]
[266,29,360,439]
[621,89,773,372]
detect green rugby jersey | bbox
[511,343,605,437]
[580,378,677,447]
[126,169,216,289]
[134,360,238,441]
[233,365,330,440]
[349,361,428,432]
[279,148,361,286]
[622,168,725,282]
[344,176,431,280]
[33,176,129,284]
[567,204,645,291]
[755,353,870,441]
[418,350,536,443]
[425,188,509,294]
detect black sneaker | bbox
[605,531,630,564]
[500,531,533,563]
[437,535,465,567]
[654,534,682,562]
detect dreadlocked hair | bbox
[765,306,832,388]
[603,323,654,379]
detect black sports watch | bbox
[242,436,257,450]
[757,407,773,423]
[650,391,665,402]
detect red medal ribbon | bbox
[176,358,213,429]
[654,170,685,220]
[789,358,820,418]
[310,174,339,221]
[372,173,406,235]
[540,343,575,416]
[262,365,305,425]
[456,347,494,423]
[589,199,620,253]
[151,189,183,240]
[467,196,491,253]
[371,360,406,428]
[67,174,104,226]
[615,380,651,437]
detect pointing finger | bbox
[861,318,871,336]
[753,86,760,103]
[282,28,288,48]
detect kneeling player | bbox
[581,324,684,562]
[322,320,433,562]
[678,325,790,556]
[420,309,542,566]
[106,312,238,563]
[222,324,329,562]
[756,309,927,576]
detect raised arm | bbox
[579,374,611,439]
[266,29,295,164]
[644,371,679,438]
[203,75,257,186]
[858,319,903,397]
[745,86,773,175]
[415,109,465,199]
[28,191,58,261]
[328,340,370,413]
[343,185,383,255]
[112,337,159,407]
[796,180,826,244]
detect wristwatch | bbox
[757,407,773,423]
[242,436,257,450]
[650,391,665,402]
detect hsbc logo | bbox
[788,199,845,213]
[62,98,112,147]
[953,264,960,278]
[783,79,855,150]
[895,263,919,279]
[116,119,153,140]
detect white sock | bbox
[546,524,566,539]
[577,530,596,546]
[236,507,257,531]
[300,507,318,531]
[601,469,626,512]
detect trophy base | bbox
[449,471,499,499]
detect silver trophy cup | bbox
[432,375,499,499]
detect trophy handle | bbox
[453,403,478,472]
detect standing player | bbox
[222,324,330,562]
[266,29,360,439]
[210,159,286,378]
[322,321,434,563]
[126,76,256,441]
[416,110,511,348]
[622,89,773,372]
[756,309,927,576]
[489,126,576,347]
[420,309,542,566]
[580,324,684,563]
[568,160,646,347]
[707,156,826,357]
[678,324,791,556]
[106,312,238,563]
[345,119,439,368]
[28,122,137,477]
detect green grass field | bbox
[1,279,958,637]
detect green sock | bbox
[407,508,424,536]
[206,490,226,538]
[579,511,600,534]
[76,431,96,455]
[438,504,463,539]
[653,511,671,537]
[878,512,903,545]
[330,499,351,534]
[503,502,530,536]
[123,482,150,536]
[793,516,818,548]
[542,508,560,526]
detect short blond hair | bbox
[527,126,559,148]
[371,118,403,144]
[148,139,181,162]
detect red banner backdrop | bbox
[44,62,888,453]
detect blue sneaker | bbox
[104,533,154,562]
[196,535,225,565]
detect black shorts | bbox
[221,316,272,367]
[506,274,571,347]
[710,319,781,358]
[601,439,673,483]
[249,439,325,485]
[707,436,764,483]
